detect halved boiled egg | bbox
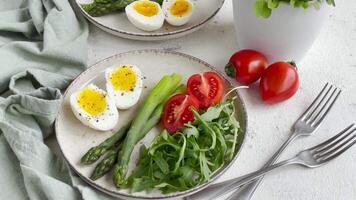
[125,0,164,31]
[105,65,143,110]
[162,0,194,26]
[70,84,119,131]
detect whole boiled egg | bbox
[125,0,164,31]
[105,65,143,110]
[70,84,119,131]
[162,0,194,26]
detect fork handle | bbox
[205,131,299,192]
[207,156,301,200]
[225,131,300,199]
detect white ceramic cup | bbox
[233,0,331,63]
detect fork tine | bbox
[315,127,356,155]
[309,124,355,151]
[318,130,356,158]
[299,83,329,120]
[311,88,341,127]
[318,132,356,163]
[304,84,334,123]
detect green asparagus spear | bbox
[81,124,130,165]
[81,0,164,17]
[113,73,182,187]
[90,144,121,180]
[81,0,134,17]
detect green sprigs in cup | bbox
[254,0,336,18]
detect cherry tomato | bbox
[225,49,268,85]
[187,71,225,109]
[259,62,299,104]
[162,94,200,133]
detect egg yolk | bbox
[170,0,192,17]
[134,1,159,17]
[110,66,137,91]
[77,88,106,116]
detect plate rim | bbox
[55,49,248,199]
[74,0,225,39]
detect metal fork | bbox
[209,124,356,200]
[228,83,342,200]
[187,83,341,200]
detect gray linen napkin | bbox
[0,0,112,199]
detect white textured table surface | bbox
[85,1,356,199]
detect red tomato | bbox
[187,71,225,109]
[259,62,299,104]
[162,94,200,133]
[225,49,268,85]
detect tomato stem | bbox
[225,62,236,78]
[288,61,297,69]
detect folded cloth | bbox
[0,0,112,199]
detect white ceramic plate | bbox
[75,0,225,41]
[56,49,247,199]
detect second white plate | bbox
[75,0,225,41]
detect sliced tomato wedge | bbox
[187,71,225,109]
[162,94,199,133]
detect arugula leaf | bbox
[153,152,169,174]
[201,105,223,122]
[192,109,217,150]
[199,151,211,180]
[183,123,199,138]
[212,124,227,161]
[173,133,186,172]
[131,177,157,193]
[179,166,194,183]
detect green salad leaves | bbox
[125,98,242,193]
[254,0,336,18]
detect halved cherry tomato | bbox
[187,71,224,109]
[162,94,200,133]
[225,49,268,85]
[259,62,299,104]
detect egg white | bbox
[105,65,143,110]
[162,0,194,26]
[125,0,165,31]
[70,84,119,131]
